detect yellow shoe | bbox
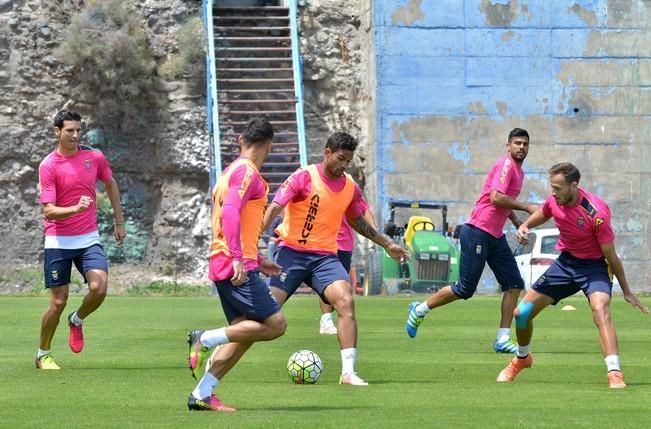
[496,354,533,382]
[35,354,60,370]
[607,370,626,389]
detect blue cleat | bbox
[406,301,425,338]
[493,338,518,354]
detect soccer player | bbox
[405,128,538,352]
[496,162,649,388]
[264,131,407,385]
[36,109,127,369]
[318,207,376,335]
[191,131,408,388]
[186,118,287,412]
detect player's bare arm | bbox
[490,190,538,214]
[600,242,649,314]
[42,196,93,220]
[516,208,550,245]
[261,202,283,236]
[104,177,126,243]
[349,215,408,262]
[508,210,522,228]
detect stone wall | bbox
[0,0,367,279]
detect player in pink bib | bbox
[36,109,126,370]
[406,128,539,354]
[497,162,648,388]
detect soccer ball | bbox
[287,350,322,384]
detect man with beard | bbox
[405,128,538,354]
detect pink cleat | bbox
[68,312,84,353]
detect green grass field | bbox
[2,295,650,428]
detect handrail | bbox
[288,0,307,167]
[203,0,222,189]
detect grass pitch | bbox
[1,295,650,428]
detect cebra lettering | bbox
[298,194,320,244]
[499,158,511,184]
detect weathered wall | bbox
[374,0,651,290]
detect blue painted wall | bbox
[374,0,651,289]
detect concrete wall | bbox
[373,0,651,291]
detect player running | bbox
[496,162,648,388]
[36,108,126,370]
[405,128,538,353]
[189,131,408,387]
[186,118,287,412]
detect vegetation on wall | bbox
[96,192,148,263]
[55,0,158,131]
[159,17,205,81]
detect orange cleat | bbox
[607,370,626,389]
[496,354,533,382]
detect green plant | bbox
[96,191,149,263]
[158,17,205,81]
[56,0,157,131]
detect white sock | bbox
[496,328,511,343]
[200,328,230,348]
[37,349,50,358]
[605,355,620,372]
[341,347,356,375]
[320,312,333,323]
[516,344,530,358]
[415,302,430,316]
[192,372,219,399]
[71,311,83,326]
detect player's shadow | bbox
[252,405,372,412]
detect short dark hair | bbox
[508,128,529,141]
[326,131,357,152]
[549,162,581,184]
[241,117,274,145]
[53,109,82,129]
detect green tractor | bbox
[363,200,460,295]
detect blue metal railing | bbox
[289,0,308,167]
[202,0,221,190]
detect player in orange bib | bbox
[185,118,287,412]
[262,131,408,386]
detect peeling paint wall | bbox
[374,0,651,290]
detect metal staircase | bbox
[202,0,307,198]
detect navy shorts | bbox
[270,246,351,302]
[532,252,612,304]
[214,270,281,324]
[44,244,108,288]
[451,224,524,299]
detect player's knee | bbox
[332,293,354,318]
[50,298,68,314]
[267,314,287,339]
[451,283,475,300]
[514,300,534,329]
[591,305,611,326]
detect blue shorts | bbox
[214,270,281,324]
[43,244,108,288]
[451,224,524,299]
[532,252,612,304]
[337,250,353,273]
[270,246,351,302]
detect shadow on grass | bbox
[252,405,374,412]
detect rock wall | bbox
[0,0,366,279]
